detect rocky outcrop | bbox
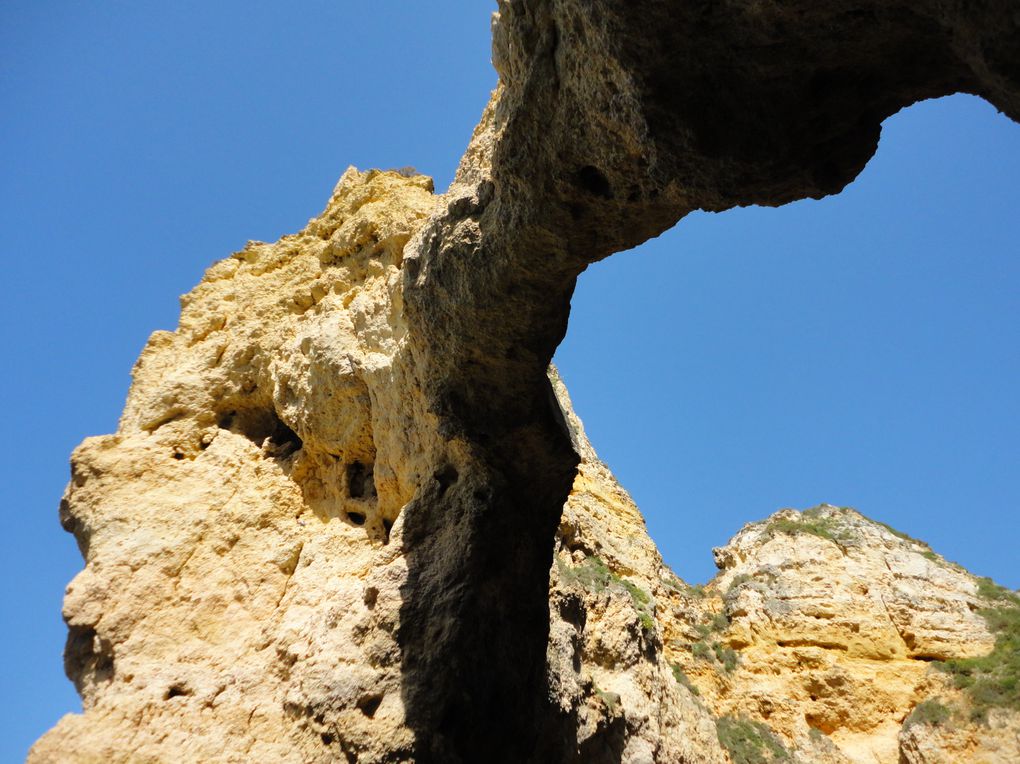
[33,0,1020,761]
[33,169,439,763]
[29,169,1019,763]
[392,2,1020,752]
[23,163,717,761]
[900,710,1020,764]
[29,168,725,761]
[666,506,1020,764]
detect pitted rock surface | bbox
[33,0,1020,761]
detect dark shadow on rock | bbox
[396,372,582,762]
[391,2,1020,760]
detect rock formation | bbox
[32,0,1020,761]
[30,170,1020,763]
[671,506,1020,764]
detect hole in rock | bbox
[347,461,376,499]
[164,684,191,700]
[357,693,383,718]
[434,464,459,494]
[575,165,614,199]
[557,593,587,631]
[265,418,302,453]
[218,408,303,454]
[346,511,366,526]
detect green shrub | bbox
[716,716,792,764]
[766,515,849,545]
[619,578,651,607]
[558,556,657,635]
[874,519,917,542]
[688,611,729,645]
[727,574,753,596]
[713,642,738,672]
[557,555,612,592]
[690,639,738,672]
[936,579,1020,722]
[617,577,655,635]
[904,699,952,729]
[670,663,701,696]
[859,512,940,553]
[692,641,712,660]
[661,575,685,593]
[976,577,1020,606]
[638,611,655,633]
[770,507,940,553]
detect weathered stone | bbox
[669,505,1016,764]
[32,0,1020,761]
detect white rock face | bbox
[713,507,992,662]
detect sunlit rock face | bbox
[29,170,1018,764]
[667,506,1019,764]
[28,170,725,763]
[31,0,1020,760]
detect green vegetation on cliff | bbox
[904,698,952,729]
[557,556,656,635]
[716,716,792,764]
[937,578,1020,721]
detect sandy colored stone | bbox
[30,169,726,763]
[664,506,1018,764]
[31,0,1020,759]
[900,708,1020,764]
[29,169,1016,762]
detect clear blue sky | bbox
[1,2,1017,759]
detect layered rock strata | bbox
[668,506,1020,764]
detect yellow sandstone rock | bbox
[31,168,1018,762]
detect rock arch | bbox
[395,2,1019,760]
[33,2,1020,763]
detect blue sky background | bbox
[2,2,1017,759]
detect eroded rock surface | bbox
[33,0,1020,760]
[30,169,724,762]
[665,506,1020,764]
[30,170,1019,763]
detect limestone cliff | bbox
[31,169,1019,763]
[669,506,1020,764]
[32,0,1020,760]
[29,168,723,762]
